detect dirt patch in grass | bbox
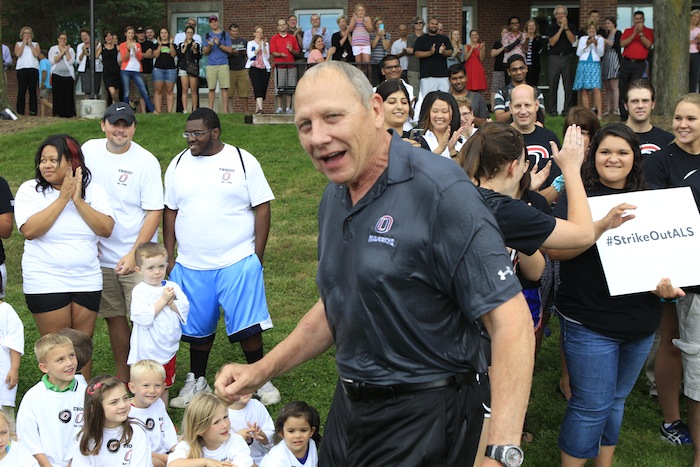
[0,116,65,136]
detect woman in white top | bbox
[417,91,467,159]
[14,134,114,380]
[76,29,102,97]
[245,26,271,114]
[573,22,605,119]
[14,26,40,115]
[48,32,76,118]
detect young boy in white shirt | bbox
[127,242,189,404]
[228,392,275,465]
[16,334,85,467]
[128,359,178,467]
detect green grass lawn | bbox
[0,114,692,466]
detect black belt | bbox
[623,57,644,62]
[341,373,473,402]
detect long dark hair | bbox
[460,122,525,184]
[34,134,91,199]
[78,375,134,456]
[417,91,461,139]
[582,123,645,192]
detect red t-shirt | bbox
[621,26,654,60]
[269,33,300,68]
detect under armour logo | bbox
[497,266,513,281]
[116,106,125,111]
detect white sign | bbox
[588,187,700,296]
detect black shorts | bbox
[25,291,102,314]
[321,375,483,466]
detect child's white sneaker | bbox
[170,373,211,408]
[256,381,281,406]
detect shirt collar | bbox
[41,374,77,392]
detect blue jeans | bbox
[558,317,653,459]
[120,70,154,112]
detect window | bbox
[294,9,344,37]
[616,5,653,31]
[172,13,218,84]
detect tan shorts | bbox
[674,293,700,401]
[97,267,141,319]
[206,64,230,90]
[229,69,249,97]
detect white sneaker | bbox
[256,381,281,406]
[170,373,211,408]
[285,107,294,114]
[274,107,283,114]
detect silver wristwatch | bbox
[485,445,524,467]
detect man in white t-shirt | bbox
[163,108,280,408]
[390,24,409,81]
[82,102,164,382]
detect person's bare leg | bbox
[139,97,146,114]
[561,451,587,467]
[161,388,169,406]
[610,78,620,112]
[105,316,131,382]
[593,445,615,467]
[656,304,683,424]
[581,90,590,110]
[165,83,175,113]
[594,89,603,119]
[190,77,199,109]
[221,88,229,113]
[33,305,72,336]
[240,97,249,114]
[180,76,189,112]
[154,82,163,113]
[208,89,215,109]
[71,303,98,381]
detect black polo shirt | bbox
[546,23,576,55]
[316,131,522,385]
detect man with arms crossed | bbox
[82,103,164,382]
[215,61,540,467]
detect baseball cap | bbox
[136,27,144,33]
[103,102,136,125]
[209,15,218,22]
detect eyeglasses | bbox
[415,21,424,25]
[182,130,211,138]
[383,65,402,70]
[460,111,473,117]
[510,22,520,25]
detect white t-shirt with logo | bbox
[83,138,164,269]
[168,435,253,466]
[164,144,274,270]
[14,180,114,293]
[71,422,152,466]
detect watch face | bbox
[504,446,524,466]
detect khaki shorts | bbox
[229,69,249,97]
[206,64,230,90]
[674,293,700,401]
[97,267,141,319]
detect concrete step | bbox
[244,113,295,124]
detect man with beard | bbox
[413,17,452,96]
[164,108,280,408]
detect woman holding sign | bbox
[644,93,700,452]
[550,124,663,467]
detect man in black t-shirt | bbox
[413,16,452,97]
[624,80,673,155]
[136,27,157,113]
[228,23,249,114]
[546,5,577,116]
[510,84,561,197]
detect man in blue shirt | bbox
[203,15,233,112]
